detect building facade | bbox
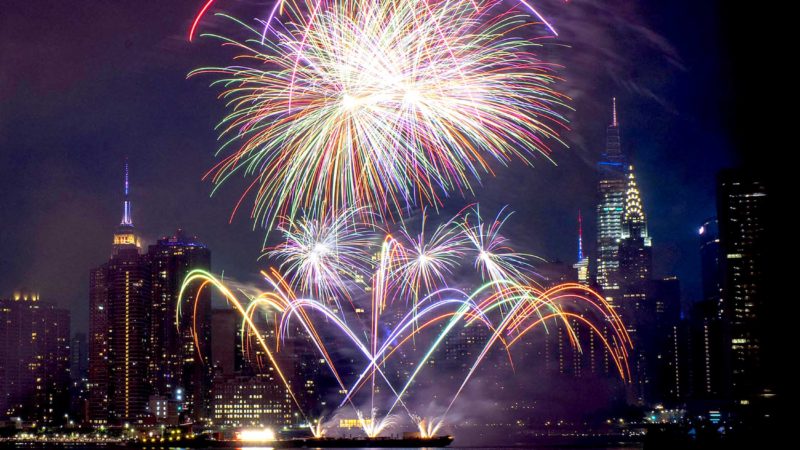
[596,98,627,303]
[147,230,211,422]
[209,309,294,428]
[88,163,151,424]
[210,374,293,428]
[716,170,769,404]
[0,291,70,424]
[690,218,726,400]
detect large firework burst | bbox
[193,0,569,228]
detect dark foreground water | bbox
[1,446,643,450]
[0,442,643,450]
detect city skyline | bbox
[0,0,781,446]
[0,0,749,334]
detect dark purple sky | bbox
[1,0,749,332]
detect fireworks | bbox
[266,207,374,309]
[414,416,445,439]
[461,205,538,286]
[192,0,569,228]
[180,207,630,437]
[392,209,467,303]
[182,0,627,440]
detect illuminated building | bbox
[699,218,723,311]
[572,211,590,286]
[69,332,90,424]
[88,264,109,424]
[716,169,769,403]
[595,98,627,302]
[615,164,653,405]
[88,161,151,425]
[210,373,293,428]
[147,230,211,422]
[0,291,71,424]
[536,264,606,379]
[646,277,685,403]
[617,165,654,337]
[210,309,293,428]
[690,218,726,399]
[618,166,652,291]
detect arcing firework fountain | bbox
[178,207,631,439]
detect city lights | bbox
[236,428,276,442]
[0,0,777,447]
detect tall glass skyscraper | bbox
[596,98,627,302]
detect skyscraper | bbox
[596,98,627,302]
[618,167,652,290]
[699,218,723,309]
[88,265,109,424]
[618,165,654,330]
[0,291,71,424]
[147,230,211,422]
[716,169,769,404]
[70,332,90,424]
[645,277,684,403]
[691,218,726,399]
[573,211,590,285]
[616,165,654,405]
[88,161,151,425]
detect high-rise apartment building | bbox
[148,230,211,422]
[716,170,769,403]
[691,218,726,399]
[1,291,70,423]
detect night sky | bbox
[1,0,750,332]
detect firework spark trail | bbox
[461,205,542,288]
[266,207,374,309]
[187,1,563,42]
[177,270,308,419]
[192,0,569,229]
[443,283,632,418]
[392,209,468,304]
[336,290,490,408]
[179,208,630,437]
[414,415,445,438]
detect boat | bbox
[127,434,453,448]
[306,435,454,447]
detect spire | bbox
[624,165,644,223]
[121,158,133,226]
[603,97,622,161]
[612,97,618,127]
[573,210,589,285]
[577,210,584,261]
